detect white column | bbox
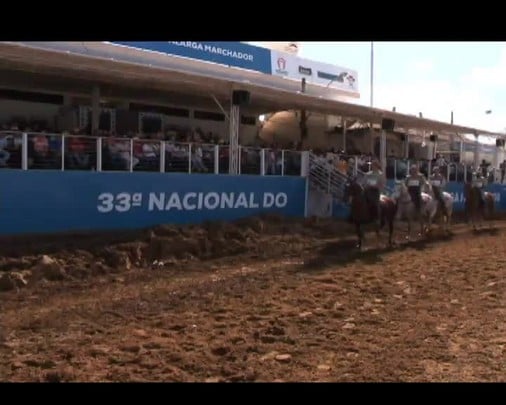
[160,141,166,173]
[342,117,347,152]
[129,139,134,172]
[91,85,100,134]
[214,145,220,174]
[493,141,499,171]
[473,134,480,169]
[260,149,266,176]
[404,134,410,159]
[229,103,240,175]
[61,135,65,171]
[380,129,387,173]
[22,132,28,170]
[96,137,102,171]
[300,151,309,177]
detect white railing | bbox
[308,152,349,200]
[0,131,304,177]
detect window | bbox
[194,110,225,121]
[241,116,256,126]
[0,88,63,104]
[86,111,112,131]
[141,115,162,133]
[130,103,189,117]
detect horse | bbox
[426,186,454,233]
[463,182,495,230]
[392,182,438,239]
[343,178,397,249]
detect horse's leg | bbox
[388,216,394,247]
[488,201,494,229]
[479,203,485,229]
[418,207,425,238]
[446,206,452,233]
[356,223,362,249]
[375,211,383,248]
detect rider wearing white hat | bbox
[429,166,448,217]
[362,159,386,227]
[405,164,428,218]
[472,170,487,208]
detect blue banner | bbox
[332,181,506,219]
[0,171,305,235]
[111,41,273,75]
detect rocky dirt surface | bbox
[0,215,504,382]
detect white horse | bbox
[392,182,438,239]
[426,185,454,233]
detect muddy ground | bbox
[0,215,504,382]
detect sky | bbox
[255,42,506,134]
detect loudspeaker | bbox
[399,133,406,142]
[429,134,438,142]
[232,90,250,106]
[496,138,505,147]
[381,118,395,131]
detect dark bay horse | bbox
[463,182,495,229]
[343,178,397,249]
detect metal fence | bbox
[0,131,304,177]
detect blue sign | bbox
[0,171,306,235]
[111,41,273,75]
[444,181,503,211]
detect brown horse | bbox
[463,182,495,229]
[343,178,397,249]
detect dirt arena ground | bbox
[0,215,504,382]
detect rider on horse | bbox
[472,170,487,208]
[405,164,428,218]
[362,159,386,226]
[429,166,448,217]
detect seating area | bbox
[0,131,303,176]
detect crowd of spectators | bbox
[0,117,498,183]
[310,147,498,184]
[0,120,302,176]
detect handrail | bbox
[0,131,304,177]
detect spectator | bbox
[0,136,10,167]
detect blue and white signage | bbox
[0,171,306,235]
[110,41,273,75]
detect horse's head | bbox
[343,177,363,204]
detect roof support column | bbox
[91,85,100,135]
[229,102,240,175]
[380,129,387,173]
[369,126,375,156]
[458,136,464,163]
[473,133,480,170]
[342,117,347,153]
[404,134,410,159]
[493,141,499,170]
